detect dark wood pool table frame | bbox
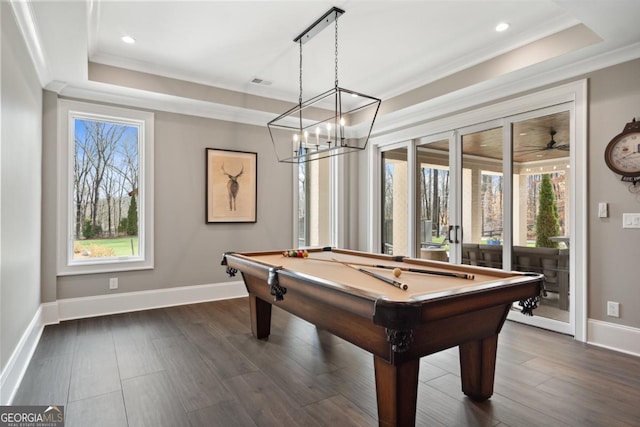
[222,247,542,427]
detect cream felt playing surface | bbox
[252,250,523,302]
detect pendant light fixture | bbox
[267,7,381,163]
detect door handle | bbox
[448,225,461,244]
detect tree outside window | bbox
[535,173,561,248]
[72,118,140,258]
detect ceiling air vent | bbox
[251,78,272,85]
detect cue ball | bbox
[393,268,402,278]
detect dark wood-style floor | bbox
[13,298,640,426]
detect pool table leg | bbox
[249,294,272,339]
[459,334,498,401]
[373,355,419,427]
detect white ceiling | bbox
[87,0,580,100]
[14,0,640,124]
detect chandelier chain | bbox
[299,40,303,106]
[334,12,339,88]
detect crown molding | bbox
[58,83,277,128]
[9,0,51,87]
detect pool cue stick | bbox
[401,266,474,280]
[312,257,474,280]
[332,259,408,291]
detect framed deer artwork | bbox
[206,148,257,223]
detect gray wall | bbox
[1,3,43,374]
[588,59,640,326]
[41,106,293,299]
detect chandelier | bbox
[267,7,381,163]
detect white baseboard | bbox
[0,306,45,405]
[41,301,60,325]
[0,281,247,404]
[56,281,247,321]
[587,319,640,357]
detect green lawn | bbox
[75,237,139,257]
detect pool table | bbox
[222,247,542,426]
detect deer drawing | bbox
[221,163,244,211]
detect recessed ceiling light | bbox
[495,22,510,32]
[121,36,136,44]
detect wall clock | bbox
[604,118,640,183]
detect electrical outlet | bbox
[109,277,118,290]
[607,301,620,318]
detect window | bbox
[58,100,154,275]
[298,157,332,247]
[381,147,408,256]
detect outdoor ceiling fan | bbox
[516,130,570,155]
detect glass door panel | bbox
[460,127,504,269]
[511,111,571,324]
[416,139,450,262]
[381,148,408,256]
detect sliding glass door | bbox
[375,82,586,337]
[413,124,507,266]
[509,109,572,330]
[415,136,450,262]
[393,109,574,333]
[459,124,505,269]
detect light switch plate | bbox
[598,202,608,218]
[623,213,640,228]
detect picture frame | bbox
[206,148,257,223]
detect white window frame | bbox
[57,99,154,275]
